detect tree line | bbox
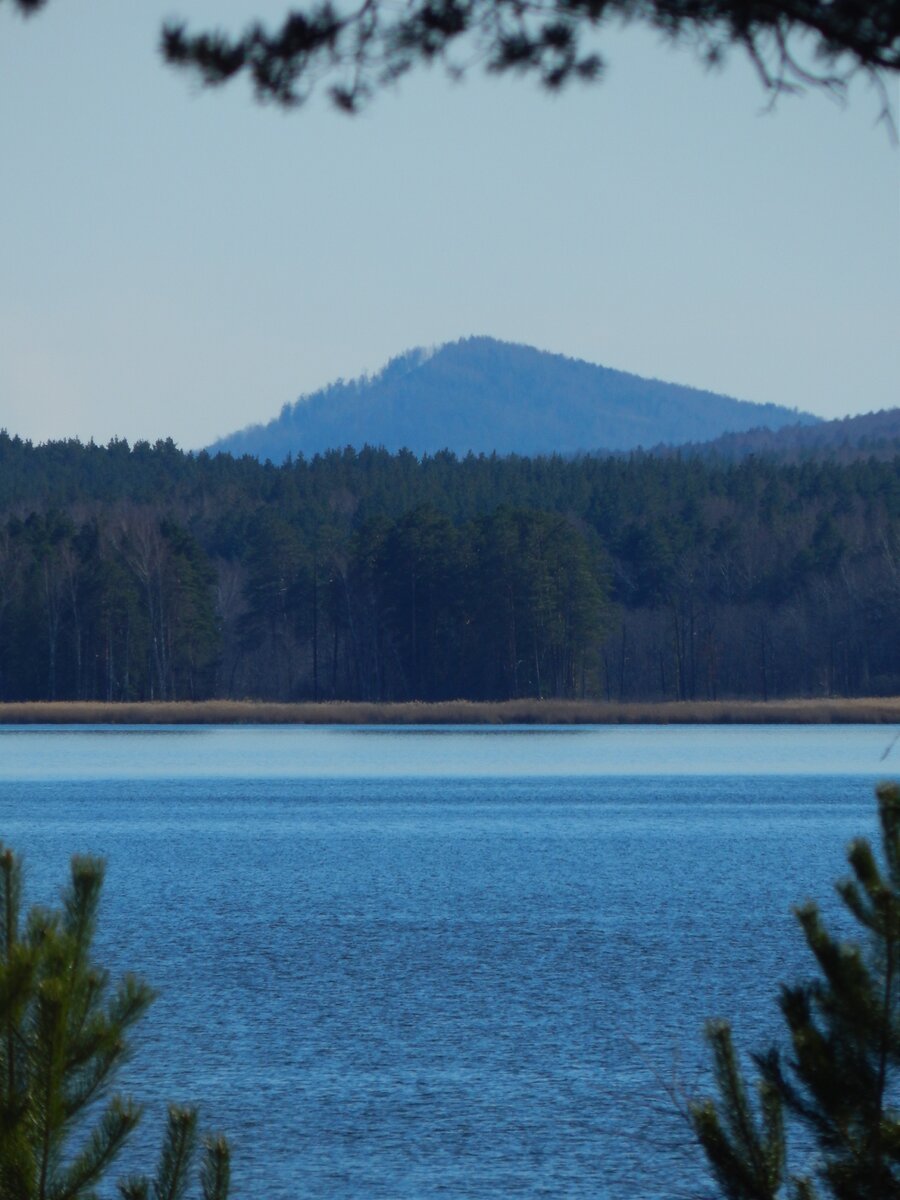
[0,432,898,703]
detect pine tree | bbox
[0,846,230,1200]
[691,782,900,1200]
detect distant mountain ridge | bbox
[661,406,900,462]
[206,337,817,460]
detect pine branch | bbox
[152,1105,198,1200]
[697,785,900,1198]
[62,857,104,981]
[108,974,157,1036]
[200,1135,230,1200]
[118,1179,150,1200]
[0,846,23,1110]
[159,0,900,112]
[790,1178,820,1200]
[0,844,230,1200]
[50,1095,142,1200]
[62,976,155,1119]
[690,1020,784,1200]
[34,978,66,1200]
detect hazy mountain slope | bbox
[207,337,817,460]
[669,407,900,462]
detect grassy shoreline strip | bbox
[0,698,899,725]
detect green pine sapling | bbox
[0,845,230,1200]
[692,782,900,1200]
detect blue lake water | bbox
[1,724,898,1197]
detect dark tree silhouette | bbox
[4,0,900,112]
[692,782,900,1200]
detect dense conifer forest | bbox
[0,431,898,704]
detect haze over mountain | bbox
[207,337,817,460]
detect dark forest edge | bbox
[3,697,900,724]
[1,433,899,704]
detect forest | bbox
[0,431,898,704]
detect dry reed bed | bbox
[1,698,900,725]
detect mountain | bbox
[663,406,900,463]
[206,337,818,460]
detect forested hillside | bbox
[0,432,898,704]
[668,406,900,462]
[208,338,815,459]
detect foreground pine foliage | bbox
[0,847,230,1200]
[692,783,900,1200]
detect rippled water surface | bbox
[1,725,895,1197]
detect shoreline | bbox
[0,698,899,725]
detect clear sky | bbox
[1,0,898,450]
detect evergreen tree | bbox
[692,782,900,1200]
[0,846,230,1200]
[0,436,897,701]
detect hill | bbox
[668,406,900,462]
[206,337,817,459]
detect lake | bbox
[1,724,896,1197]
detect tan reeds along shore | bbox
[1,698,900,725]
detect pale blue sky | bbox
[1,0,898,449]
